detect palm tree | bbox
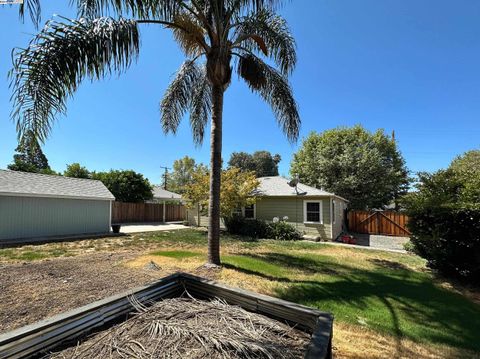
[11,0,300,266]
[18,0,41,26]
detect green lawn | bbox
[151,250,202,259]
[0,248,72,261]
[223,251,480,353]
[145,230,480,354]
[1,228,479,356]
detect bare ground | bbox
[0,252,217,333]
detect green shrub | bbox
[404,156,480,284]
[407,206,480,283]
[224,215,269,238]
[403,241,415,253]
[266,221,302,241]
[224,215,301,240]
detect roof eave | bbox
[153,197,183,201]
[253,193,349,202]
[0,192,115,201]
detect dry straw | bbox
[48,294,309,359]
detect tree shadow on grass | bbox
[223,252,480,355]
[368,258,410,271]
[245,252,342,275]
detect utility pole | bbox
[160,166,171,190]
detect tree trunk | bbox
[207,85,224,265]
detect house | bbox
[188,176,348,240]
[148,186,182,203]
[0,169,115,243]
[144,186,183,223]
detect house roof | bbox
[255,176,348,202]
[153,186,182,201]
[0,169,115,201]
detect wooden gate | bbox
[112,202,186,223]
[347,210,410,237]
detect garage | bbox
[0,170,115,242]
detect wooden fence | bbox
[112,202,186,223]
[347,210,410,237]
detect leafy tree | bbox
[64,163,91,179]
[92,170,153,203]
[183,167,259,219]
[165,156,207,194]
[12,0,299,266]
[448,150,480,203]
[8,130,54,174]
[290,125,409,209]
[228,150,281,177]
[403,151,480,283]
[228,152,256,173]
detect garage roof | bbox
[0,170,115,201]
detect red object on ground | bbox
[341,235,356,245]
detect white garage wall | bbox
[0,196,110,240]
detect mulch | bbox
[48,297,309,359]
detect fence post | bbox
[163,201,166,223]
[197,203,200,227]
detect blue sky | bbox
[1,0,479,184]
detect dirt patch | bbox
[0,252,217,334]
[124,254,204,272]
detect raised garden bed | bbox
[0,273,333,359]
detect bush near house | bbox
[225,215,301,241]
[224,215,269,238]
[267,220,302,241]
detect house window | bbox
[244,204,255,219]
[332,200,336,224]
[232,207,242,216]
[304,200,323,224]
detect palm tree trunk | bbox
[207,84,224,265]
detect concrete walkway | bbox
[325,234,410,253]
[320,241,407,254]
[120,223,188,234]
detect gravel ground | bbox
[0,252,216,334]
[348,234,410,252]
[330,234,409,252]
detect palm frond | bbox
[189,65,211,145]
[161,60,202,135]
[73,0,181,20]
[19,0,41,27]
[11,16,140,142]
[237,54,299,142]
[234,9,296,74]
[169,12,206,56]
[226,0,283,13]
